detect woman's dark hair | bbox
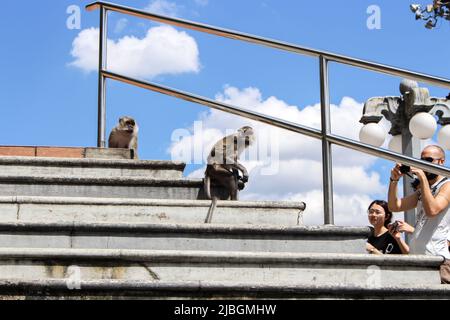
[368,200,392,227]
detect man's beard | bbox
[425,172,438,181]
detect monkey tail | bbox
[204,171,212,200]
[205,197,217,224]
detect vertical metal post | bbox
[320,56,334,225]
[97,6,108,148]
[402,129,420,243]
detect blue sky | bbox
[1,0,449,225]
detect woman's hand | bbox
[366,243,382,255]
[389,220,415,234]
[388,222,402,239]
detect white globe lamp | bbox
[438,125,450,150]
[359,123,386,147]
[409,112,437,139]
[388,135,403,153]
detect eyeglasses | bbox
[421,157,441,162]
[368,209,384,215]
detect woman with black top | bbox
[366,200,409,254]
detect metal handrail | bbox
[87,2,450,225]
[86,1,450,89]
[103,70,450,177]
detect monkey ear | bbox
[119,117,124,123]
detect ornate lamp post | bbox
[359,80,450,237]
[410,1,450,29]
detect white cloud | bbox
[213,86,378,167]
[168,86,388,226]
[145,0,180,17]
[114,18,128,34]
[282,190,374,226]
[69,26,200,79]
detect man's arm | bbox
[388,164,419,212]
[388,181,419,212]
[412,169,450,217]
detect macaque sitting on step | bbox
[203,126,255,223]
[108,116,139,159]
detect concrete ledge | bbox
[0,248,442,267]
[0,176,205,200]
[0,248,441,287]
[0,196,306,226]
[0,222,365,253]
[0,196,305,210]
[0,221,361,237]
[85,148,133,160]
[1,280,450,299]
[0,157,185,170]
[0,175,199,186]
[0,157,186,179]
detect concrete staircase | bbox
[0,154,448,299]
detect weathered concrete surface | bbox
[0,153,443,299]
[0,176,205,199]
[0,248,442,287]
[1,280,450,300]
[84,148,133,160]
[0,222,367,253]
[0,196,306,226]
[0,157,185,179]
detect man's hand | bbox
[391,163,403,181]
[410,167,427,182]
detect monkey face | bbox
[119,117,137,133]
[238,126,255,146]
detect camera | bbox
[411,178,420,190]
[400,165,410,174]
[399,165,420,190]
[390,221,399,233]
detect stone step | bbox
[0,222,367,253]
[2,280,449,300]
[0,279,450,300]
[0,175,205,200]
[0,248,443,287]
[0,196,306,226]
[0,157,185,179]
[0,248,442,287]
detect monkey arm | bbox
[108,129,119,148]
[233,161,249,181]
[208,164,233,176]
[129,135,138,159]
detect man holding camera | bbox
[388,145,450,284]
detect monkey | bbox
[108,116,139,159]
[203,126,255,223]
